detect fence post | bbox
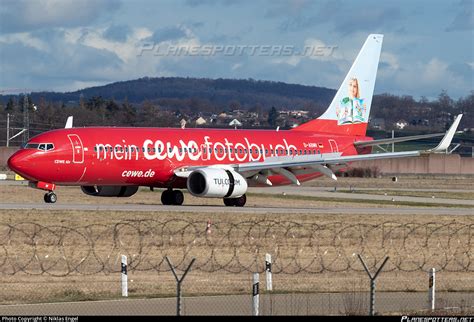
[429,268,435,311]
[253,273,259,316]
[358,255,389,316]
[121,255,128,297]
[165,256,196,316]
[265,253,272,291]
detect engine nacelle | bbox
[187,168,247,198]
[81,185,139,197]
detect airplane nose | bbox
[7,150,31,175]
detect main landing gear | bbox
[223,194,246,207]
[161,189,184,205]
[44,191,57,203]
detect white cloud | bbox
[231,63,243,70]
[0,0,120,34]
[0,32,50,53]
[380,52,400,70]
[270,37,339,67]
[377,57,471,97]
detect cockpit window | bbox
[25,143,40,149]
[24,143,54,151]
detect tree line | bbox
[0,77,472,146]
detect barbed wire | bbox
[0,220,471,276]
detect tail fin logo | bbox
[335,77,367,125]
[292,34,383,136]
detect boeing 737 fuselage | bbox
[7,34,463,206]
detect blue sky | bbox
[0,0,473,99]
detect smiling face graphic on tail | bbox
[336,77,367,125]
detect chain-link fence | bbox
[0,219,472,315]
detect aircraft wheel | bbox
[161,190,172,205]
[223,198,236,206]
[234,194,246,207]
[44,192,57,203]
[171,190,184,205]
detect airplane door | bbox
[329,139,339,153]
[68,134,84,164]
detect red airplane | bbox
[7,34,462,206]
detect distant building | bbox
[229,119,242,129]
[194,116,207,126]
[395,120,408,129]
[370,118,386,130]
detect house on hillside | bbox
[194,116,207,126]
[395,119,408,130]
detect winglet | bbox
[65,116,73,129]
[429,114,463,152]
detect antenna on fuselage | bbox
[65,116,73,129]
[276,126,280,131]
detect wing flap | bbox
[174,114,462,180]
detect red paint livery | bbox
[7,34,461,206]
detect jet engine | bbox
[187,168,247,198]
[81,185,139,197]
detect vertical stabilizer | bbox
[293,34,383,136]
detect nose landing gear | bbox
[44,191,57,203]
[28,181,57,203]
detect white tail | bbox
[294,34,383,136]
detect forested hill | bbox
[0,77,472,137]
[23,77,336,110]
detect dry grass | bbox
[0,176,472,305]
[304,175,474,190]
[0,208,472,305]
[338,189,474,200]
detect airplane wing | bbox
[174,114,463,185]
[354,133,446,148]
[354,114,463,148]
